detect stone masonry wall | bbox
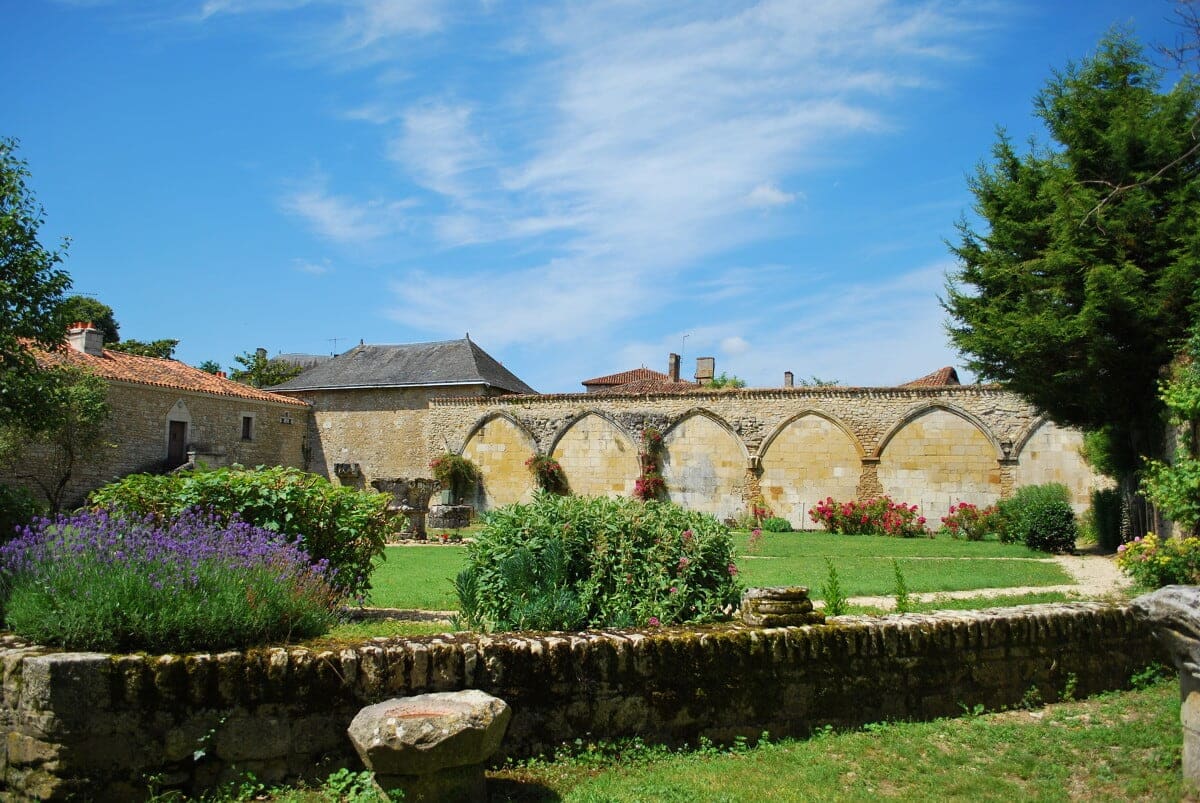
[0,382,308,510]
[290,384,501,491]
[0,604,1161,800]
[425,386,1108,526]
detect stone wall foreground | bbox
[0,603,1162,800]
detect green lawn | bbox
[366,532,1074,610]
[488,675,1182,802]
[367,545,467,610]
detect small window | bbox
[241,415,254,441]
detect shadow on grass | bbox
[487,777,563,801]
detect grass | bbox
[366,544,466,610]
[737,531,1072,599]
[488,675,1183,802]
[366,532,1075,610]
[155,675,1183,801]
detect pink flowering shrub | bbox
[1117,533,1200,588]
[807,496,928,538]
[939,502,1002,541]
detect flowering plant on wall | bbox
[634,426,667,501]
[429,453,480,500]
[808,496,928,537]
[526,454,569,495]
[634,471,666,501]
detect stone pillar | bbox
[1130,586,1200,784]
[998,458,1019,499]
[856,457,883,499]
[743,458,762,505]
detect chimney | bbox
[695,356,715,385]
[216,371,227,379]
[66,322,104,357]
[667,353,681,383]
[255,347,268,361]
[784,371,794,388]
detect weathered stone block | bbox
[347,690,511,777]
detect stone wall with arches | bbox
[425,386,1107,526]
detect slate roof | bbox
[274,353,332,371]
[582,366,671,389]
[901,367,961,387]
[34,346,309,407]
[268,338,537,395]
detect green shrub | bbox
[996,484,1078,553]
[0,509,336,651]
[1117,533,1200,588]
[760,517,792,532]
[88,466,392,600]
[1090,488,1124,552]
[455,493,741,631]
[0,484,43,543]
[821,558,848,616]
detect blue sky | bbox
[3,1,1187,392]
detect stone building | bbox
[0,323,309,509]
[425,376,1107,527]
[270,338,536,489]
[265,340,1106,526]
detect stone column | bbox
[1131,586,1200,784]
[998,458,1019,499]
[856,457,883,499]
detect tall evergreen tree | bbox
[944,32,1200,532]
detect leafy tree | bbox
[0,366,110,512]
[109,338,179,360]
[707,372,746,389]
[197,359,223,375]
[231,348,302,388]
[57,295,119,343]
[943,32,1200,533]
[798,375,840,387]
[1142,324,1200,536]
[0,138,72,428]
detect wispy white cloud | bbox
[746,183,798,208]
[292,257,332,275]
[387,102,492,202]
[385,259,652,348]
[280,184,414,243]
[165,0,992,376]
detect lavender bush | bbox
[0,508,338,652]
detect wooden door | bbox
[167,420,187,468]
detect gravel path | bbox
[842,549,1134,611]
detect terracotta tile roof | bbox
[593,378,699,395]
[34,346,308,407]
[582,367,672,388]
[901,366,961,387]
